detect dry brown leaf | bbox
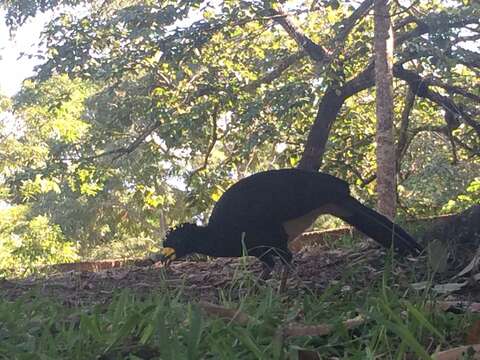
[433,282,468,294]
[280,315,365,338]
[411,282,469,294]
[432,344,480,359]
[197,301,253,326]
[453,247,480,279]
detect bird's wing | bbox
[208,169,349,230]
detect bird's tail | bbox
[339,196,423,255]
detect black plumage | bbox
[157,169,422,273]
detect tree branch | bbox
[396,12,479,47]
[187,106,219,183]
[393,65,480,136]
[271,0,375,67]
[297,8,479,170]
[396,86,416,172]
[81,120,162,162]
[453,48,480,71]
[269,6,330,62]
[339,0,375,39]
[243,52,305,92]
[328,0,374,60]
[329,158,376,186]
[398,124,477,165]
[185,52,305,104]
[426,78,480,102]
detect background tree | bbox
[374,0,395,219]
[0,0,478,269]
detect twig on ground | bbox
[430,301,480,313]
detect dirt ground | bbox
[0,242,427,306]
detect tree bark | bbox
[297,88,346,170]
[297,63,376,171]
[374,0,396,219]
[396,86,415,173]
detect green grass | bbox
[0,262,478,360]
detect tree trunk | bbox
[374,0,396,219]
[422,205,480,273]
[297,88,346,171]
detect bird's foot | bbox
[278,265,290,293]
[260,266,273,280]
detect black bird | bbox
[155,169,422,286]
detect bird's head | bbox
[153,223,202,267]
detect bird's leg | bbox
[278,248,293,293]
[259,254,275,280]
[260,263,272,280]
[279,266,290,293]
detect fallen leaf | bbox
[280,315,365,338]
[198,301,254,326]
[453,246,480,279]
[413,281,478,295]
[432,344,480,359]
[432,282,467,294]
[411,281,430,290]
